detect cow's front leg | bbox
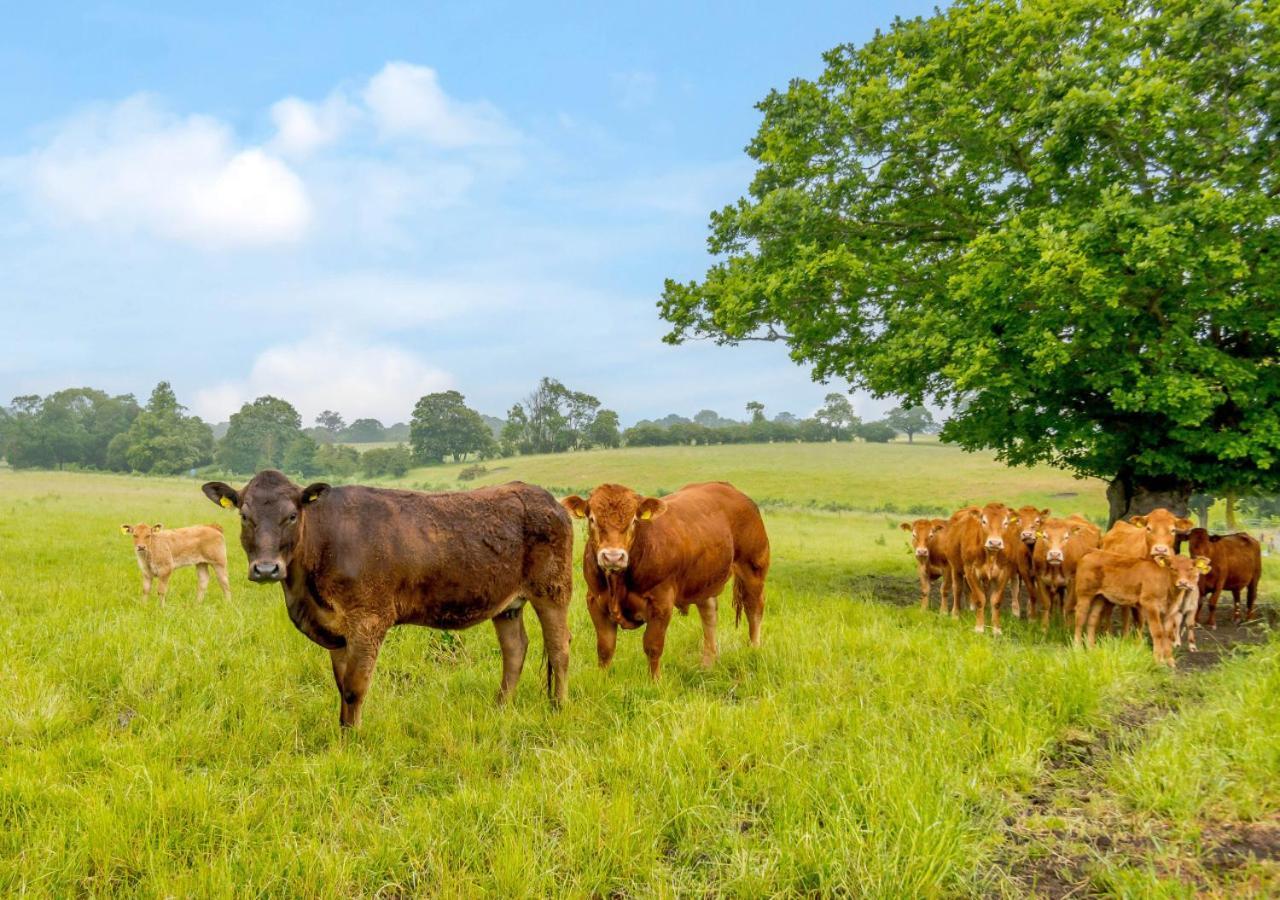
[989,573,1009,636]
[966,569,985,634]
[586,595,617,669]
[696,598,718,668]
[492,609,529,704]
[330,646,350,723]
[140,572,152,602]
[154,572,171,606]
[337,630,386,728]
[642,602,674,681]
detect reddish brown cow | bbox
[951,503,1017,635]
[203,471,573,726]
[1183,528,1262,627]
[121,522,231,604]
[900,518,949,610]
[1004,506,1049,618]
[1030,516,1100,631]
[1074,551,1209,666]
[938,506,980,617]
[1099,508,1193,635]
[561,482,769,679]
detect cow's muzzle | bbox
[249,560,285,582]
[914,547,929,558]
[985,537,1004,551]
[1046,550,1064,565]
[597,548,629,571]
[1021,530,1036,544]
[1150,544,1171,559]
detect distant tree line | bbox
[1,378,938,480]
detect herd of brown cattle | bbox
[116,471,1264,728]
[901,504,1263,665]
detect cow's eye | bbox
[287,513,298,525]
[980,516,987,525]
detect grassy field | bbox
[1,445,1276,895]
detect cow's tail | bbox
[733,576,747,628]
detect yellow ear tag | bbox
[119,524,130,534]
[219,496,233,508]
[1156,556,1168,567]
[639,510,652,521]
[1036,531,1045,539]
[1196,560,1209,572]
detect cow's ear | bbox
[637,497,668,521]
[1174,517,1193,534]
[1070,525,1082,535]
[202,482,240,509]
[1130,515,1148,527]
[899,522,912,532]
[561,495,589,519]
[1039,508,1050,519]
[120,524,133,535]
[301,483,330,505]
[153,524,162,531]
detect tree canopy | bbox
[217,396,303,473]
[660,0,1280,520]
[410,391,496,463]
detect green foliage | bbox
[216,396,303,474]
[360,445,414,479]
[340,418,386,443]
[2,388,140,470]
[282,433,320,477]
[314,410,345,437]
[114,382,214,475]
[314,443,360,478]
[410,391,496,464]
[857,421,897,443]
[661,0,1280,499]
[500,378,611,455]
[882,406,936,443]
[584,409,622,449]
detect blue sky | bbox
[0,1,938,425]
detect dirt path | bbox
[858,574,1278,896]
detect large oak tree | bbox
[661,0,1279,522]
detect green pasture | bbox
[0,444,1275,896]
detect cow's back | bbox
[1203,532,1262,590]
[1101,521,1147,558]
[155,525,226,570]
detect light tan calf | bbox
[121,523,231,604]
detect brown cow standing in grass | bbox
[1030,516,1100,631]
[561,482,769,679]
[950,503,1017,635]
[937,506,980,617]
[1004,506,1048,619]
[900,518,949,610]
[1182,528,1262,627]
[121,522,230,604]
[1074,551,1209,666]
[202,470,573,727]
[1098,508,1193,635]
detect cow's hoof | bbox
[992,627,1003,637]
[973,625,984,634]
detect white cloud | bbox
[268,94,358,157]
[193,333,454,424]
[362,62,515,147]
[14,95,310,248]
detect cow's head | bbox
[202,470,329,583]
[120,522,163,556]
[1159,553,1210,598]
[1036,518,1083,566]
[1009,506,1050,545]
[1129,508,1194,560]
[974,502,1015,552]
[900,518,945,559]
[561,483,667,572]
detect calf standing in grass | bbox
[901,518,949,610]
[1030,516,1099,631]
[949,503,1017,635]
[1005,506,1048,619]
[203,471,573,726]
[1181,528,1262,627]
[1073,550,1209,666]
[561,482,769,679]
[121,522,231,604]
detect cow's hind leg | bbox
[696,598,718,668]
[154,572,171,606]
[1246,574,1259,622]
[214,562,231,601]
[528,587,571,706]
[1231,587,1243,624]
[492,608,529,704]
[732,555,767,647]
[195,564,210,603]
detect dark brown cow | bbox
[1030,516,1100,631]
[561,482,769,679]
[952,503,1017,635]
[1074,550,1209,666]
[203,470,573,726]
[1183,528,1262,627]
[900,518,949,610]
[1004,506,1049,618]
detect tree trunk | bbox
[1106,473,1192,528]
[1226,492,1238,530]
[907,430,914,443]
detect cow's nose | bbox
[1151,544,1170,557]
[915,547,929,558]
[598,548,629,569]
[1047,550,1064,563]
[250,561,282,582]
[1021,530,1036,542]
[985,537,1004,550]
